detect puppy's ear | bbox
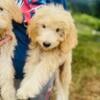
[27,18,38,43]
[1,0,23,23]
[27,9,45,44]
[61,13,78,53]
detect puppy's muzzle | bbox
[43,42,51,48]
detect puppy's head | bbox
[0,0,22,35]
[28,5,77,52]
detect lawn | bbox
[70,13,100,100]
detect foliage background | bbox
[67,0,100,100]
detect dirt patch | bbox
[70,76,100,100]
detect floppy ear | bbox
[61,17,78,53]
[27,17,38,43]
[0,0,23,23]
[27,11,45,44]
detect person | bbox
[12,0,67,99]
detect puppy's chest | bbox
[0,40,15,57]
[39,50,67,64]
[0,44,11,55]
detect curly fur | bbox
[0,0,22,100]
[17,4,77,100]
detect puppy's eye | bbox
[56,28,60,32]
[42,24,46,28]
[0,7,3,11]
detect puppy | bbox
[0,0,22,100]
[17,4,77,100]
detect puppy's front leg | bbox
[0,59,16,100]
[17,56,59,99]
[51,52,72,100]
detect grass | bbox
[70,13,100,100]
[73,13,100,31]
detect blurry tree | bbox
[68,0,100,18]
[94,0,100,17]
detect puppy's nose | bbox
[43,42,51,47]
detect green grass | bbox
[70,13,100,100]
[73,13,100,31]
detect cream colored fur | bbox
[0,0,22,100]
[17,4,77,100]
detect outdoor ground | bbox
[70,14,100,100]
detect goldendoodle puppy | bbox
[0,0,22,100]
[17,4,77,100]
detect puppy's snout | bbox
[43,42,51,48]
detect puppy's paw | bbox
[17,87,35,99]
[17,88,29,99]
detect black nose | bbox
[43,42,51,47]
